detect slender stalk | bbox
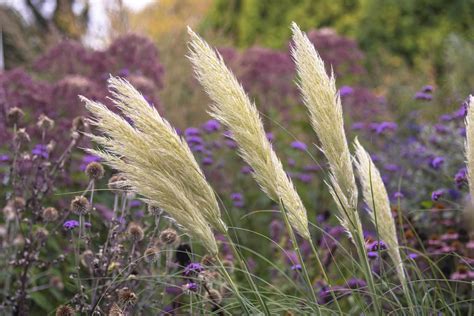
[278,201,321,315]
[224,236,270,315]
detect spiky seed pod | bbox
[15,128,30,144]
[70,196,90,215]
[80,250,95,267]
[117,287,137,306]
[143,247,160,263]
[55,305,75,316]
[7,107,24,126]
[221,259,235,274]
[188,27,311,240]
[290,23,361,240]
[159,228,180,246]
[83,77,222,254]
[108,303,124,316]
[42,207,59,222]
[354,138,406,284]
[205,288,223,305]
[127,223,144,242]
[85,162,105,180]
[37,114,55,130]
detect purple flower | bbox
[422,85,434,93]
[291,141,307,151]
[291,264,302,271]
[32,144,49,159]
[414,92,433,101]
[374,122,397,134]
[186,135,203,145]
[434,124,448,134]
[63,220,80,230]
[191,145,205,153]
[269,219,283,240]
[303,164,321,172]
[347,278,367,289]
[0,154,9,163]
[384,164,400,172]
[298,173,312,183]
[202,120,220,133]
[393,191,404,199]
[240,165,253,175]
[183,282,198,293]
[454,168,467,187]
[431,189,445,201]
[230,192,244,208]
[339,85,354,97]
[287,158,296,167]
[430,156,445,170]
[184,127,200,137]
[184,262,204,276]
[266,132,274,142]
[202,156,214,165]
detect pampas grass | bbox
[464,95,474,232]
[81,78,223,254]
[187,27,311,241]
[354,138,406,284]
[290,22,361,239]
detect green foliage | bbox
[204,0,474,68]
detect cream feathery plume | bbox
[464,95,474,231]
[187,27,310,240]
[291,22,361,237]
[81,79,223,254]
[354,138,406,284]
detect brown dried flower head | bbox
[7,107,24,126]
[108,303,124,316]
[85,161,105,180]
[205,288,223,305]
[127,223,144,242]
[159,228,180,246]
[55,304,75,316]
[37,114,55,130]
[143,247,160,263]
[15,128,30,144]
[70,196,90,215]
[42,207,59,222]
[117,287,138,306]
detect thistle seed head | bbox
[70,196,90,215]
[85,162,105,180]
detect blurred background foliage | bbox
[0,0,473,125]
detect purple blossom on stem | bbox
[430,156,445,170]
[32,144,49,159]
[63,220,80,230]
[184,127,200,137]
[414,92,433,101]
[183,262,204,276]
[374,122,397,134]
[454,168,467,187]
[202,119,220,133]
[339,85,354,97]
[431,189,445,201]
[291,141,307,151]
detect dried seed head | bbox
[15,128,30,144]
[55,305,75,316]
[205,288,222,305]
[35,227,49,241]
[159,228,180,246]
[37,114,55,130]
[12,197,26,210]
[47,140,56,152]
[85,162,105,180]
[42,207,59,222]
[108,175,127,194]
[143,247,160,263]
[147,204,162,216]
[81,250,95,267]
[117,287,137,306]
[7,107,24,126]
[127,223,144,242]
[70,196,90,215]
[72,116,88,133]
[201,254,218,267]
[108,303,124,316]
